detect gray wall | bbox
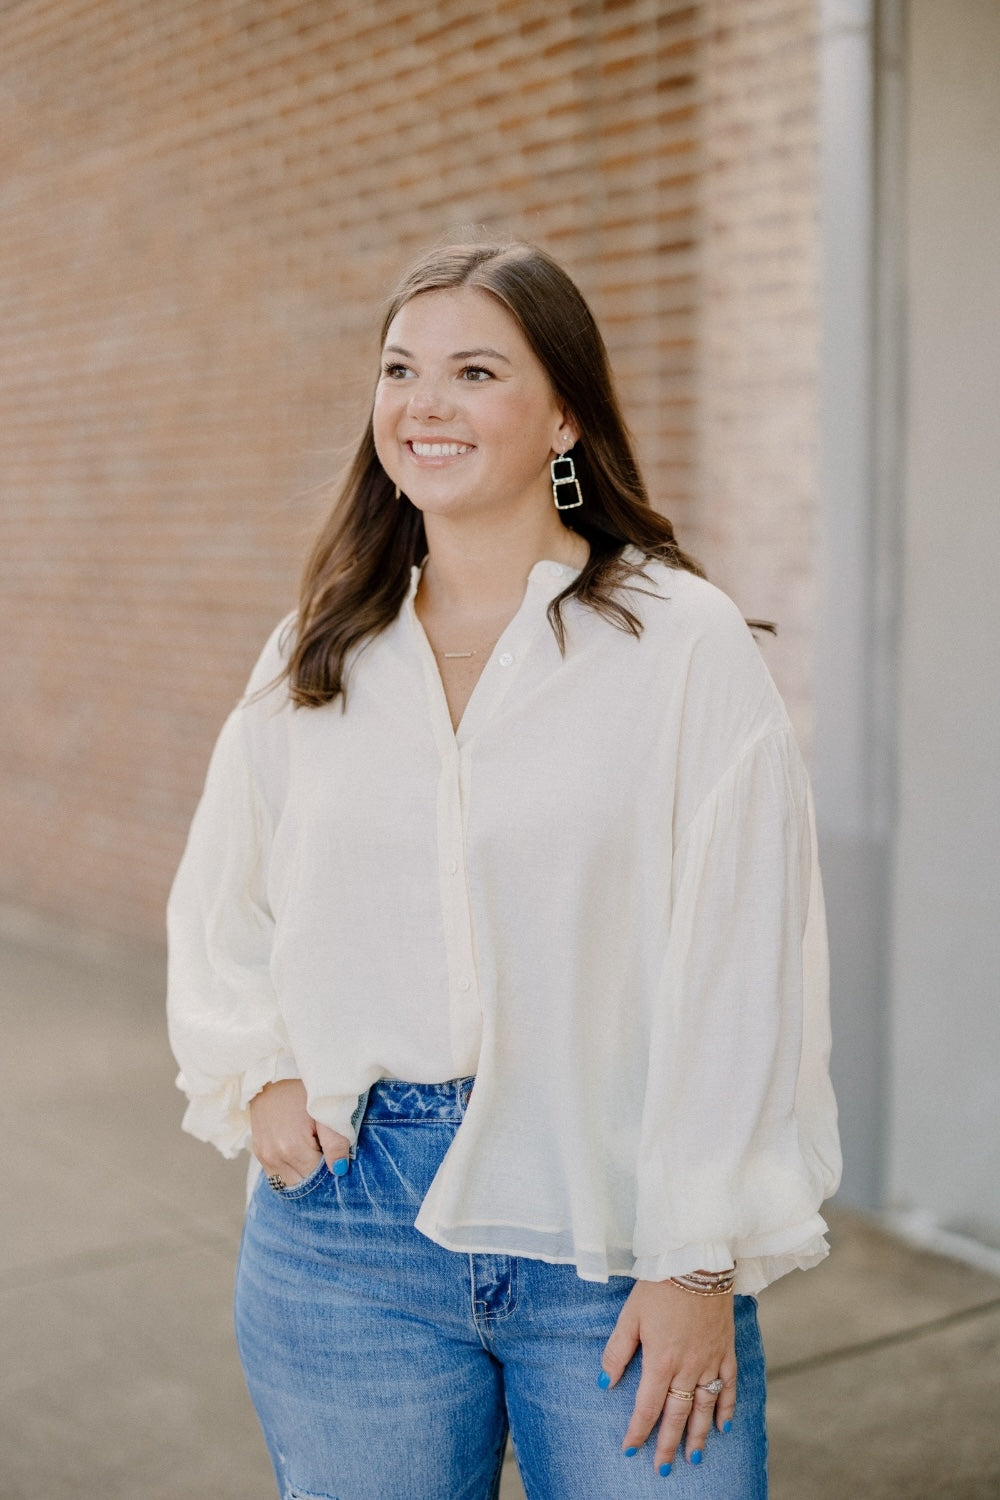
[817,0,1000,1243]
[887,0,1000,1246]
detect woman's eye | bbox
[381,362,411,379]
[460,365,493,382]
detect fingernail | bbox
[690,1449,703,1465]
[596,1370,611,1390]
[659,1461,672,1476]
[723,1419,733,1434]
[332,1157,349,1176]
[624,1446,639,1457]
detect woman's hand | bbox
[249,1078,351,1185]
[600,1279,737,1473]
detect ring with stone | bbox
[699,1378,725,1396]
[266,1172,286,1192]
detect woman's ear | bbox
[554,413,580,452]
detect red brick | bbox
[0,0,821,940]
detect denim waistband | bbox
[360,1077,476,1125]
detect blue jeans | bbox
[235,1079,768,1499]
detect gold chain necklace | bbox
[431,635,501,661]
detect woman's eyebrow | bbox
[381,343,512,364]
[451,346,512,364]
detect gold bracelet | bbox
[669,1279,735,1296]
[669,1267,736,1296]
[673,1266,735,1283]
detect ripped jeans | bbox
[234,1078,768,1500]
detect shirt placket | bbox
[436,735,481,1068]
[409,562,576,1070]
[406,592,484,1069]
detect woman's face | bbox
[372,286,577,527]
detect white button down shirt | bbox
[167,558,841,1291]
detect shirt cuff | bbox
[631,1215,832,1293]
[176,1050,301,1160]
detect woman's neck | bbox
[419,511,589,616]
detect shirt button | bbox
[446,859,458,874]
[498,651,514,667]
[458,976,471,992]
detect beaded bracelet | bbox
[669,1267,736,1296]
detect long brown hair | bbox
[287,241,704,707]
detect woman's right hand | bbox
[249,1078,351,1184]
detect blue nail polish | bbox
[596,1370,611,1390]
[624,1446,638,1457]
[690,1449,703,1465]
[723,1420,733,1435]
[659,1462,672,1476]
[332,1157,349,1176]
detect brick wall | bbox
[695,0,821,743]
[0,0,819,943]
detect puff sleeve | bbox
[166,694,297,1159]
[631,727,842,1292]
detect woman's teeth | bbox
[410,442,472,457]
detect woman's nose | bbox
[407,376,454,420]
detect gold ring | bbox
[667,1386,695,1402]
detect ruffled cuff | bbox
[631,1213,832,1293]
[176,1050,300,1160]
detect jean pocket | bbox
[276,1157,330,1201]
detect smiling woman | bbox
[166,241,840,1499]
[283,242,704,713]
[371,284,588,725]
[374,287,575,528]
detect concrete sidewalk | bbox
[1,922,998,1499]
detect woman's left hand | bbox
[599,1278,737,1472]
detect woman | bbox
[167,241,840,1499]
